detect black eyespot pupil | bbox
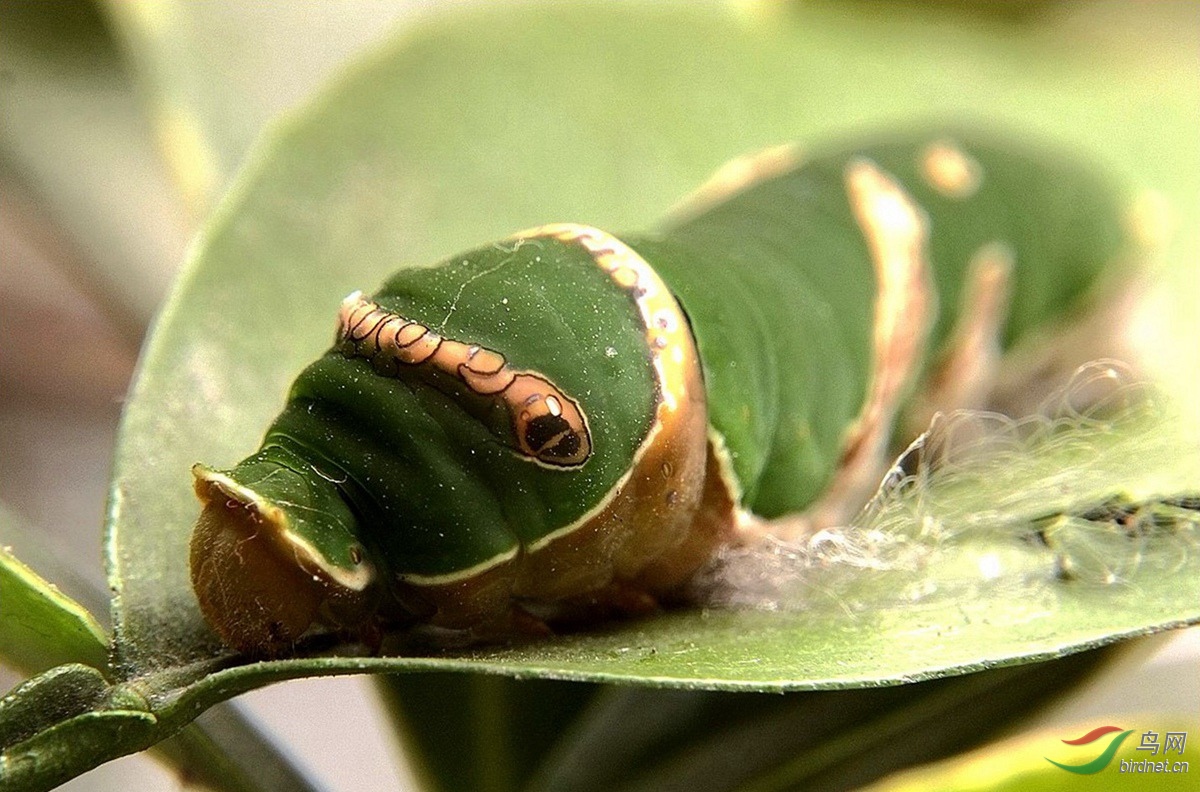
[548,432,581,458]
[525,414,573,456]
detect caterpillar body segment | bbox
[190,131,1134,654]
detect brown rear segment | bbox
[190,490,325,654]
[190,472,375,655]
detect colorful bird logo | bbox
[1045,726,1134,774]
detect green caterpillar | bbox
[190,130,1137,655]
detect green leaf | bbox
[0,505,327,792]
[0,664,156,791]
[0,664,114,750]
[106,1,1199,689]
[0,708,158,792]
[0,509,108,677]
[0,662,327,792]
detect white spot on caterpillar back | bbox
[920,139,983,199]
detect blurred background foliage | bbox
[1,0,1197,790]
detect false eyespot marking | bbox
[512,224,710,561]
[523,223,700,418]
[336,291,592,467]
